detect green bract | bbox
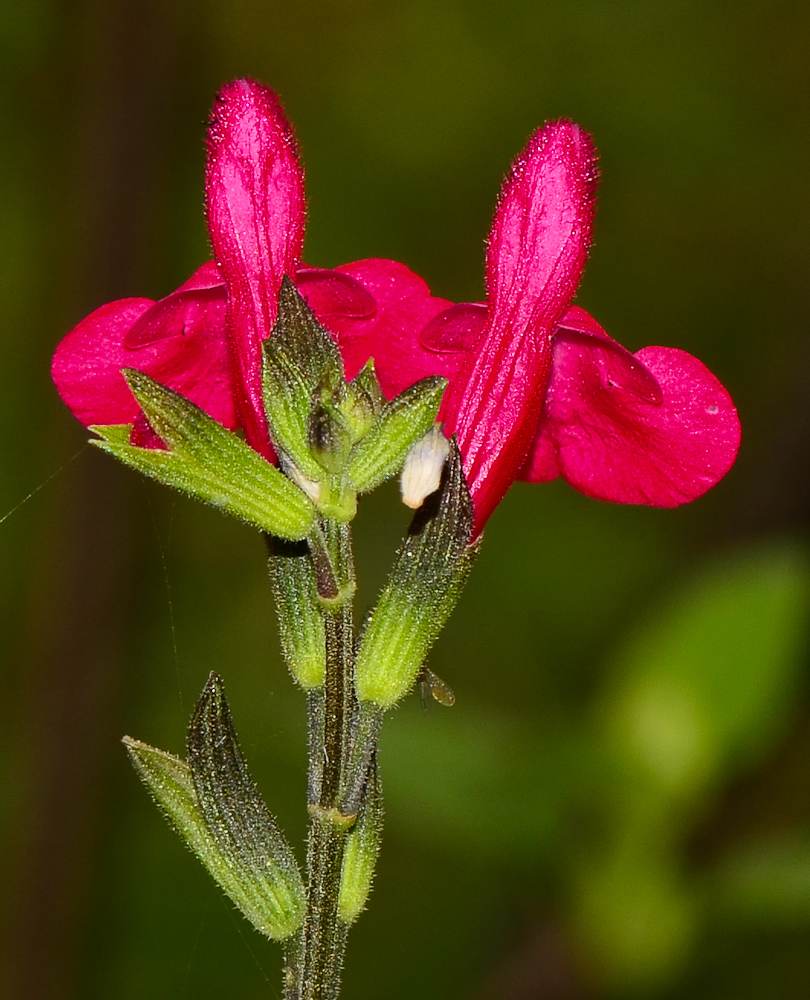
[92,370,315,540]
[338,763,383,924]
[267,536,327,689]
[262,278,349,485]
[346,376,447,494]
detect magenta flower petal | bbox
[441,121,598,535]
[522,332,741,505]
[124,262,225,347]
[205,79,306,454]
[295,266,378,324]
[327,259,456,397]
[555,307,663,405]
[420,302,487,354]
[52,298,155,426]
[52,264,235,433]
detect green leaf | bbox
[354,440,477,709]
[91,372,315,540]
[603,539,810,796]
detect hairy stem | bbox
[291,520,356,1000]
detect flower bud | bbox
[400,425,450,509]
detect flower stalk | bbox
[294,519,356,1000]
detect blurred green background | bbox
[2,1,810,997]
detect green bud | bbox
[338,762,383,925]
[342,361,386,442]
[307,384,353,474]
[347,377,447,494]
[92,372,315,541]
[354,440,477,709]
[266,536,326,689]
[262,278,346,483]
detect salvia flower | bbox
[52,80,451,459]
[53,80,740,542]
[342,121,741,537]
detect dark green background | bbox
[3,1,810,997]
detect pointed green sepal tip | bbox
[354,440,477,709]
[338,762,384,925]
[91,372,315,540]
[344,360,386,441]
[347,376,447,494]
[123,675,306,942]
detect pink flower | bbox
[53,80,739,543]
[341,121,741,537]
[52,80,451,457]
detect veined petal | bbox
[205,79,305,455]
[441,121,599,535]
[295,266,377,322]
[522,335,741,505]
[555,307,663,404]
[124,262,225,347]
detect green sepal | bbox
[308,384,354,475]
[123,729,304,940]
[266,536,326,689]
[262,277,346,482]
[338,760,383,925]
[184,673,307,940]
[91,372,315,541]
[347,377,447,494]
[354,440,478,709]
[345,360,386,441]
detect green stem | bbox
[292,519,356,1000]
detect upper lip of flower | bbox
[51,80,453,459]
[346,120,740,537]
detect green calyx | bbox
[124,674,305,940]
[338,761,383,924]
[92,371,315,540]
[354,439,477,710]
[262,278,448,524]
[267,536,326,689]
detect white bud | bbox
[399,425,450,509]
[280,456,321,504]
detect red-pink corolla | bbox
[52,79,740,539]
[339,122,741,536]
[52,79,453,459]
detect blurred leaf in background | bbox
[2,1,810,998]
